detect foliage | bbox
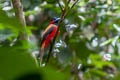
[0,0,120,80]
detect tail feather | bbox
[40,42,45,63]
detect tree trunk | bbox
[12,0,27,40]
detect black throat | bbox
[53,23,58,26]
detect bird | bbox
[40,17,60,63]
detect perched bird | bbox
[40,17,60,62]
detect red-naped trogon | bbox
[40,17,60,62]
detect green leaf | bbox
[100,38,113,47]
[58,47,72,65]
[0,10,24,36]
[41,66,70,80]
[114,72,120,80]
[89,69,108,77]
[46,0,56,3]
[90,54,114,69]
[0,46,38,80]
[68,38,93,61]
[0,29,14,42]
[25,10,36,16]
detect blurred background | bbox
[0,0,120,80]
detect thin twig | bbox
[64,0,79,18]
[105,24,110,53]
[68,0,71,4]
[71,0,79,9]
[57,0,64,11]
[46,0,79,63]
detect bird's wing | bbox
[41,25,55,46]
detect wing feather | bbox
[41,25,55,46]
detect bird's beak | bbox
[56,18,60,21]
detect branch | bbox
[67,0,71,4]
[57,0,64,11]
[12,0,26,26]
[12,0,27,40]
[71,0,79,9]
[64,0,79,18]
[46,0,79,63]
[105,24,110,53]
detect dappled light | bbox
[0,0,120,80]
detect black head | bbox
[50,17,60,25]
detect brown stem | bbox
[71,0,79,9]
[105,24,110,53]
[68,0,71,4]
[57,0,64,11]
[64,0,79,18]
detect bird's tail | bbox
[40,42,45,63]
